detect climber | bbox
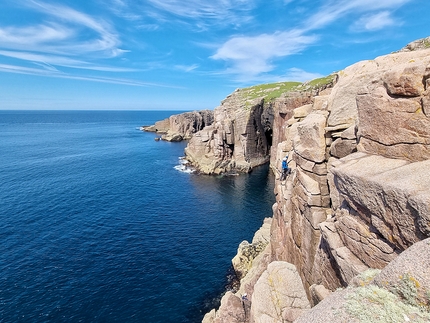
[280,155,291,181]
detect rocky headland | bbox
[154,37,430,322]
[141,110,214,142]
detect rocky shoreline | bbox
[150,37,430,322]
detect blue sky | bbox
[0,0,429,110]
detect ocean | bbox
[0,110,275,323]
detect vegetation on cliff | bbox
[239,74,336,109]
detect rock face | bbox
[202,38,430,323]
[184,90,272,174]
[271,46,430,296]
[250,261,310,323]
[142,110,214,141]
[296,238,430,322]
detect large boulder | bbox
[372,237,430,306]
[330,152,430,251]
[295,239,430,322]
[250,261,310,323]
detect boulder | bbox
[372,237,430,306]
[250,261,310,323]
[211,292,246,323]
[330,152,430,251]
[293,111,328,163]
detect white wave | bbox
[174,157,195,173]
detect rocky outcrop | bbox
[296,238,430,322]
[185,79,336,174]
[270,46,430,296]
[184,91,272,174]
[250,262,310,323]
[202,38,430,323]
[142,110,214,141]
[232,218,271,280]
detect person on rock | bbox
[280,155,291,180]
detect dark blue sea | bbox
[0,110,275,323]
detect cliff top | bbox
[233,74,336,109]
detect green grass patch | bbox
[303,74,336,89]
[241,81,302,102]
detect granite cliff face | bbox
[184,90,272,174]
[202,39,430,322]
[142,110,214,142]
[184,81,334,174]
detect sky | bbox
[0,0,429,110]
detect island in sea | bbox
[144,36,430,323]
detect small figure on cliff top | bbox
[280,155,291,181]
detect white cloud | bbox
[211,0,412,82]
[174,64,199,72]
[211,30,317,79]
[110,0,256,29]
[352,11,397,31]
[0,63,177,87]
[0,50,136,72]
[1,0,124,58]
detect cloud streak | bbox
[211,0,413,81]
[108,0,257,30]
[0,63,180,88]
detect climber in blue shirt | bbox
[280,155,291,180]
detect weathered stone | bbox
[250,262,310,323]
[383,63,427,97]
[356,86,430,161]
[329,138,357,158]
[330,152,430,250]
[143,110,214,141]
[293,104,313,119]
[335,214,398,268]
[186,94,270,174]
[340,125,356,140]
[372,237,430,306]
[309,284,331,306]
[212,292,246,323]
[319,222,368,284]
[293,112,328,163]
[232,218,272,279]
[312,95,329,111]
[237,243,272,300]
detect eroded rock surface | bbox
[142,110,214,142]
[201,39,430,323]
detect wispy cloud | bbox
[211,30,317,80]
[108,0,256,29]
[0,63,180,88]
[351,11,397,32]
[211,0,412,81]
[0,1,143,86]
[0,50,137,72]
[174,64,199,72]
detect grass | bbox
[241,81,302,102]
[304,74,336,88]
[237,73,337,110]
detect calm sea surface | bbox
[0,110,275,323]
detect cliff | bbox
[141,110,214,141]
[201,37,430,322]
[184,80,335,174]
